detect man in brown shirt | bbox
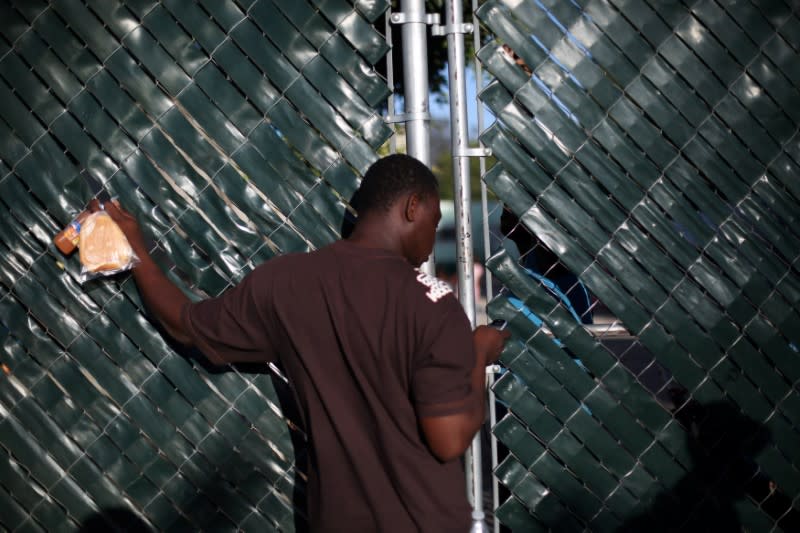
[100,154,509,532]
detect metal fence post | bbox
[392,0,437,276]
[437,0,487,530]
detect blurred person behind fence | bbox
[96,154,509,533]
[500,206,593,324]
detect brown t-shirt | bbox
[183,239,476,532]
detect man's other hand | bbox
[473,325,510,365]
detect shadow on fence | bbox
[618,400,770,531]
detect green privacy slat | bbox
[639,56,710,128]
[49,113,119,184]
[662,165,784,295]
[197,0,248,33]
[0,2,30,43]
[1,409,73,494]
[492,420,601,530]
[493,494,547,532]
[0,178,62,248]
[0,120,31,168]
[284,79,378,173]
[759,2,800,40]
[753,165,797,228]
[0,485,35,532]
[85,70,154,143]
[309,0,388,65]
[657,34,728,107]
[84,0,141,41]
[479,84,570,179]
[249,0,322,70]
[69,91,137,163]
[353,0,389,22]
[122,0,158,18]
[691,0,760,66]
[1,311,59,380]
[319,26,392,107]
[106,158,234,293]
[136,132,250,272]
[208,38,283,117]
[713,95,782,165]
[624,76,696,148]
[157,106,228,176]
[192,62,263,138]
[552,3,642,89]
[14,30,84,105]
[121,26,192,96]
[33,9,102,84]
[0,81,47,147]
[51,0,120,63]
[105,48,173,118]
[161,0,227,55]
[141,5,208,77]
[8,0,48,22]
[230,19,301,93]
[227,14,383,171]
[721,0,778,44]
[230,143,334,249]
[764,33,800,89]
[251,1,390,147]
[0,51,65,127]
[481,160,595,281]
[581,1,659,67]
[493,363,635,503]
[209,166,308,256]
[0,462,49,532]
[607,98,677,168]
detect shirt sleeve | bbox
[183,263,279,365]
[411,291,476,418]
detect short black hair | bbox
[352,154,439,216]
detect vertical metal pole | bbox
[400,0,431,166]
[442,0,485,531]
[385,11,398,155]
[399,0,435,276]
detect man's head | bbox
[350,155,441,267]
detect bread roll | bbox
[79,212,134,273]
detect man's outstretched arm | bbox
[95,199,194,346]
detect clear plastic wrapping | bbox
[78,211,139,282]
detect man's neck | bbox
[347,221,405,259]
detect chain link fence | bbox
[476,0,800,530]
[0,0,390,530]
[1,0,799,532]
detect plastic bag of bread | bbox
[78,211,139,281]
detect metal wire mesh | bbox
[476,0,800,530]
[0,0,390,530]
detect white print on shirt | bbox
[415,269,453,303]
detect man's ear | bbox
[404,192,420,222]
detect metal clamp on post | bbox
[389,11,441,26]
[453,147,492,158]
[385,111,432,124]
[431,22,473,36]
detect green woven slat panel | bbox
[0,0,390,530]
[479,0,800,530]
